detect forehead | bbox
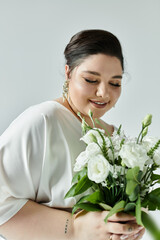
[75,54,123,75]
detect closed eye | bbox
[110,82,121,87]
[84,78,98,83]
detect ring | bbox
[128,226,133,232]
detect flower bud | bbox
[142,127,148,137]
[142,114,152,128]
[90,133,98,143]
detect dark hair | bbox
[64,29,124,72]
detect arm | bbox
[0,200,145,240]
[0,200,75,240]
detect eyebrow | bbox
[82,70,122,79]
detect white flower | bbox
[142,136,160,165]
[87,154,111,183]
[101,181,107,187]
[153,150,160,165]
[119,142,149,170]
[80,128,105,146]
[142,136,159,151]
[74,143,102,172]
[108,129,126,161]
[86,142,102,157]
[74,151,89,172]
[110,165,126,178]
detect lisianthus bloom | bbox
[80,128,107,146]
[119,141,149,170]
[87,154,111,183]
[74,142,101,172]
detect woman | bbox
[0,29,145,240]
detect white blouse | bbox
[0,101,86,225]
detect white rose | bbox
[119,142,149,171]
[74,151,88,172]
[87,154,111,183]
[80,128,105,146]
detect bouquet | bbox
[65,112,160,239]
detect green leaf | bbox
[64,183,78,199]
[151,174,160,182]
[85,191,104,204]
[141,211,160,240]
[74,175,92,196]
[126,180,138,196]
[124,202,136,212]
[126,167,140,181]
[99,203,112,211]
[129,185,140,202]
[136,195,143,225]
[75,191,104,205]
[126,167,141,198]
[104,200,126,222]
[72,203,102,214]
[72,168,87,184]
[65,175,92,198]
[150,188,160,197]
[148,195,160,211]
[142,188,160,210]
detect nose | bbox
[96,83,110,99]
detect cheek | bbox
[70,80,94,97]
[112,89,121,101]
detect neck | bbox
[65,98,100,128]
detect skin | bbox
[57,54,122,135]
[0,54,145,240]
[56,54,145,240]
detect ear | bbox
[65,65,71,80]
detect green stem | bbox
[95,118,115,162]
[137,126,144,144]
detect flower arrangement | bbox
[65,113,160,240]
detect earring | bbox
[63,80,69,102]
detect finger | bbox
[119,228,145,240]
[133,228,145,240]
[106,212,136,222]
[110,234,121,240]
[110,234,136,240]
[106,222,144,235]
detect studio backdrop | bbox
[0,1,160,239]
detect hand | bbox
[107,212,145,240]
[72,210,145,240]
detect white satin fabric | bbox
[0,101,86,225]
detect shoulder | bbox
[8,101,66,126]
[0,101,67,142]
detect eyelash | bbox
[84,78,97,83]
[84,78,121,87]
[110,83,121,87]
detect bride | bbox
[0,29,145,240]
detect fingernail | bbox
[120,235,129,240]
[138,226,144,230]
[133,233,140,239]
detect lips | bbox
[89,100,108,108]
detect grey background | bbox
[0,0,160,238]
